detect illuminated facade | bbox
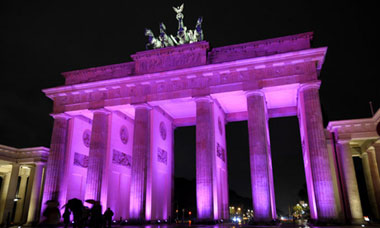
[327,109,380,223]
[40,32,364,223]
[0,145,48,225]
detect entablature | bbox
[44,47,326,114]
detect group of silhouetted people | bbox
[40,198,114,228]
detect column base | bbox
[350,218,365,225]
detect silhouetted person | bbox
[41,200,61,227]
[103,208,114,228]
[90,202,102,228]
[63,208,71,228]
[82,206,90,227]
[66,198,84,228]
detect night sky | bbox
[1,1,379,215]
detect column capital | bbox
[298,81,321,93]
[50,113,71,120]
[193,95,213,103]
[89,108,111,114]
[336,136,352,144]
[245,90,265,98]
[132,103,152,110]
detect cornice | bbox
[43,47,327,97]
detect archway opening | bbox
[225,121,252,214]
[269,116,307,219]
[173,126,196,220]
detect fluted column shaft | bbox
[367,147,380,215]
[246,91,273,222]
[129,105,151,221]
[195,97,214,220]
[298,83,337,221]
[85,110,110,201]
[336,140,363,223]
[362,150,380,219]
[373,143,380,175]
[27,163,45,224]
[41,114,70,210]
[2,164,20,224]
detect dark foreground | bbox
[16,223,380,228]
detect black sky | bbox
[1,1,379,214]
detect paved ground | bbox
[15,223,378,228]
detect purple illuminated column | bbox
[85,109,110,201]
[246,91,273,222]
[129,104,151,221]
[196,97,214,221]
[297,82,337,221]
[336,139,363,223]
[41,114,70,210]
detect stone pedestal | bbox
[195,97,214,221]
[297,82,337,222]
[362,150,380,219]
[246,91,274,222]
[41,114,70,211]
[26,163,45,224]
[336,140,363,223]
[85,110,110,201]
[129,105,151,221]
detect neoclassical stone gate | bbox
[42,32,343,223]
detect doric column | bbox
[246,91,274,222]
[2,164,20,224]
[367,147,380,213]
[26,163,45,224]
[195,97,214,221]
[373,143,380,179]
[85,109,110,201]
[297,82,337,221]
[14,166,31,223]
[335,139,363,223]
[362,150,380,219]
[129,104,151,221]
[41,114,70,210]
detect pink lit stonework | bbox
[41,32,353,223]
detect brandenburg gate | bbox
[41,29,347,223]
